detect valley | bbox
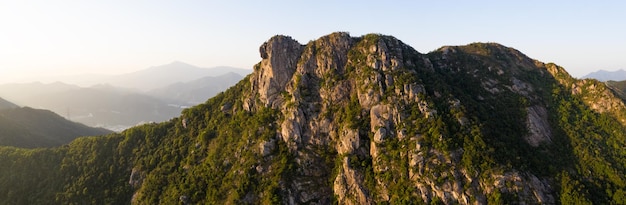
[0,62,248,131]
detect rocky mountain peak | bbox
[249,33,427,110]
[244,30,626,204]
[252,35,304,108]
[243,33,563,203]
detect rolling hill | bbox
[0,63,248,131]
[0,82,183,131]
[0,105,111,148]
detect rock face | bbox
[252,35,304,108]
[525,105,552,147]
[242,33,576,204]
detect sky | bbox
[1,0,625,83]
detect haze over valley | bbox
[0,62,249,131]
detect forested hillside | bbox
[1,33,625,204]
[0,106,111,148]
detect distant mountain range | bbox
[147,72,243,104]
[52,61,251,90]
[0,61,248,131]
[0,82,183,131]
[0,98,111,148]
[582,69,626,81]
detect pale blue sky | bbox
[1,0,625,83]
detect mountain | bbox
[582,69,626,81]
[205,65,252,76]
[0,82,78,99]
[1,33,625,204]
[147,72,243,105]
[0,106,112,148]
[0,97,18,110]
[105,61,250,91]
[0,82,183,131]
[50,62,251,90]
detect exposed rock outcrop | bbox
[525,105,552,147]
[251,35,304,108]
[245,32,561,204]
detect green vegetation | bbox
[0,34,625,204]
[0,77,291,204]
[549,85,626,204]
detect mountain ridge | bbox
[0,82,183,131]
[605,80,626,100]
[0,32,624,204]
[0,70,246,131]
[582,69,626,81]
[103,62,249,91]
[0,106,112,148]
[45,62,251,90]
[147,72,243,105]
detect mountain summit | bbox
[1,32,625,204]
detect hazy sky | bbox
[1,0,625,83]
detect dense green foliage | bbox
[549,83,626,204]
[426,45,626,204]
[0,77,295,204]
